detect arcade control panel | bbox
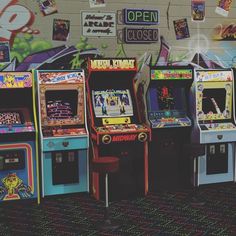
[42,127,87,137]
[95,123,148,133]
[148,111,191,128]
[200,122,236,131]
[93,123,150,144]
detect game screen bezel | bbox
[196,82,232,121]
[92,89,134,118]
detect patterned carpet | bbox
[1,183,236,236]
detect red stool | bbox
[92,156,120,230]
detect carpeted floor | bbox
[1,183,236,236]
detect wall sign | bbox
[123,28,159,44]
[82,12,116,37]
[123,8,159,25]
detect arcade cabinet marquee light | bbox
[89,59,136,70]
[151,69,193,80]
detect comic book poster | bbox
[52,19,70,41]
[89,0,106,8]
[0,42,10,63]
[173,18,190,40]
[215,0,233,17]
[37,0,58,16]
[191,0,205,21]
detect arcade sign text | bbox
[82,12,116,37]
[124,27,159,43]
[90,59,136,70]
[151,69,193,80]
[123,8,159,25]
[112,134,137,142]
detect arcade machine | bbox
[36,70,89,197]
[86,58,151,200]
[190,69,236,186]
[145,66,193,191]
[0,72,39,202]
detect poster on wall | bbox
[173,18,190,40]
[215,0,233,17]
[37,0,58,16]
[191,0,205,21]
[89,0,106,8]
[213,22,236,40]
[82,12,116,37]
[52,19,70,41]
[0,42,10,63]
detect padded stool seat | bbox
[92,156,119,174]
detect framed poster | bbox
[173,18,190,40]
[215,0,233,17]
[52,19,70,41]
[0,42,10,63]
[89,0,106,8]
[191,0,205,21]
[37,0,57,16]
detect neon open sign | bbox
[123,8,159,25]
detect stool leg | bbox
[188,157,205,206]
[105,173,109,208]
[104,173,109,221]
[95,173,119,230]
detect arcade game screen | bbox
[0,111,23,125]
[197,82,232,121]
[92,89,133,117]
[202,88,226,115]
[45,90,78,120]
[148,85,186,114]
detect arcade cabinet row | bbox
[0,58,236,204]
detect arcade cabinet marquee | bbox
[87,58,151,200]
[0,72,39,202]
